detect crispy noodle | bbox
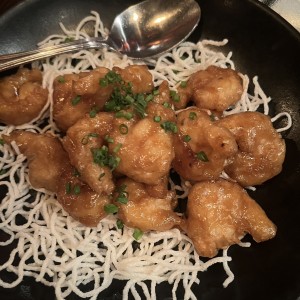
[0,10,291,300]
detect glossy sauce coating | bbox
[217,112,286,186]
[183,179,276,258]
[0,68,48,125]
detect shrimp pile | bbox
[1,63,284,258]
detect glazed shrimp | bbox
[172,107,238,182]
[115,177,182,232]
[183,179,276,258]
[0,68,48,125]
[108,115,175,186]
[217,111,286,186]
[176,66,243,112]
[3,131,109,226]
[62,112,115,195]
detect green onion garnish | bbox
[170,90,180,102]
[133,228,143,241]
[119,124,128,135]
[153,116,161,123]
[116,219,124,229]
[160,121,178,133]
[73,185,81,195]
[196,151,209,162]
[71,95,81,106]
[180,81,187,88]
[183,135,191,142]
[104,204,119,214]
[189,112,197,120]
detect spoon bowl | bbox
[109,0,201,58]
[0,0,200,71]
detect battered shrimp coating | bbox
[113,65,154,94]
[177,66,243,112]
[57,168,109,227]
[172,107,238,182]
[146,80,176,123]
[115,178,181,231]
[3,131,69,193]
[0,68,48,125]
[144,176,172,199]
[53,67,113,131]
[109,116,175,185]
[62,112,115,195]
[184,179,277,258]
[3,130,109,226]
[217,112,286,186]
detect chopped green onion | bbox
[145,94,154,102]
[163,102,171,108]
[81,133,99,145]
[196,151,209,162]
[99,71,122,87]
[58,76,65,83]
[189,112,197,120]
[104,135,114,144]
[116,219,124,229]
[116,184,128,204]
[119,124,128,135]
[113,143,122,153]
[160,121,178,134]
[153,116,161,123]
[180,81,187,88]
[65,182,72,194]
[125,94,135,103]
[73,185,81,195]
[133,228,143,241]
[71,95,81,106]
[153,89,159,96]
[91,146,121,171]
[183,135,191,142]
[0,139,4,146]
[170,90,180,102]
[115,111,133,120]
[89,106,100,118]
[104,204,119,214]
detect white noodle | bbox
[0,10,292,300]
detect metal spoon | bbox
[0,0,201,72]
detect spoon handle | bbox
[0,37,107,72]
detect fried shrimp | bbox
[3,130,109,226]
[0,68,48,125]
[173,107,238,182]
[176,66,243,112]
[3,131,69,193]
[53,67,113,131]
[56,168,109,227]
[113,65,154,94]
[146,80,176,123]
[183,179,276,258]
[109,116,175,185]
[62,112,115,195]
[217,111,286,186]
[115,178,182,232]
